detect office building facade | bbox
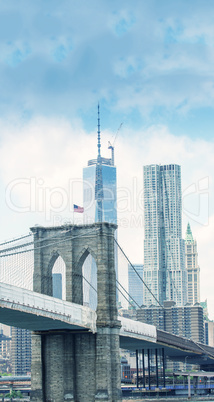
[128,264,143,308]
[185,223,200,304]
[204,321,214,347]
[143,164,187,307]
[137,301,204,343]
[11,327,31,375]
[83,159,117,225]
[0,325,11,372]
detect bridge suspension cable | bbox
[0,228,162,312]
[114,240,204,342]
[0,228,98,258]
[0,229,68,254]
[0,228,98,301]
[0,228,70,255]
[116,279,141,309]
[0,233,32,247]
[115,238,163,308]
[74,272,140,311]
[116,285,134,307]
[0,241,34,255]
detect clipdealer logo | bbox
[5,177,86,220]
[5,175,210,227]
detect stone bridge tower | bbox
[30,222,121,402]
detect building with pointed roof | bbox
[185,223,200,304]
[82,105,117,308]
[83,104,117,225]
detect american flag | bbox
[73,204,84,213]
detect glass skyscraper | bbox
[143,164,187,307]
[83,161,117,225]
[82,107,117,307]
[128,264,143,308]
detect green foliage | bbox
[5,390,23,398]
[0,372,12,376]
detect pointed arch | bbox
[32,222,117,310]
[74,246,98,310]
[46,250,66,300]
[75,245,97,270]
[47,251,60,273]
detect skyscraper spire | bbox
[185,222,194,243]
[95,103,103,222]
[97,103,101,159]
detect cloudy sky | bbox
[0,0,214,318]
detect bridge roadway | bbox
[1,282,214,367]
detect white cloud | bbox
[0,116,213,315]
[0,1,214,318]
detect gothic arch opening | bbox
[82,254,97,310]
[75,247,98,310]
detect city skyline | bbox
[0,1,213,318]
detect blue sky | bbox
[1,0,214,137]
[0,0,214,317]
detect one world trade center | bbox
[83,105,117,308]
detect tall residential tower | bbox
[143,164,187,307]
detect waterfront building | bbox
[128,264,143,308]
[11,327,31,375]
[83,106,117,307]
[121,357,131,383]
[185,223,200,304]
[137,301,204,343]
[0,324,11,372]
[143,164,187,307]
[204,320,214,347]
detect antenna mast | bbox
[97,103,101,160]
[108,122,123,166]
[108,142,115,166]
[95,103,103,221]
